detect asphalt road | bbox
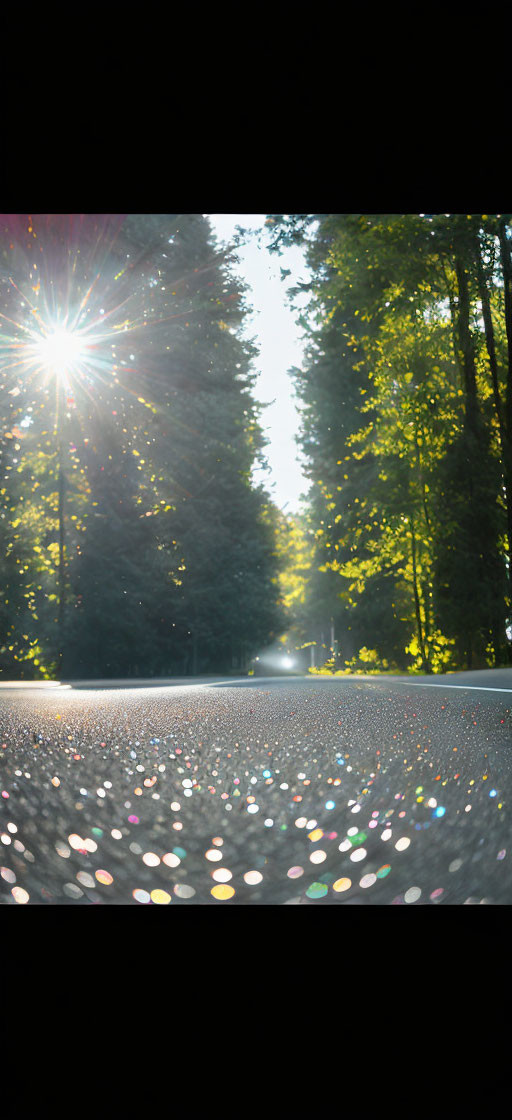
[0,670,511,905]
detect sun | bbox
[34,328,86,379]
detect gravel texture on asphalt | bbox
[0,675,511,904]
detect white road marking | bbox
[246,675,512,695]
[356,679,512,694]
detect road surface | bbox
[0,670,511,904]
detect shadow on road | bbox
[209,676,311,688]
[3,668,512,693]
[0,676,228,692]
[63,676,309,691]
[62,676,229,690]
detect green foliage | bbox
[0,215,284,678]
[271,213,512,673]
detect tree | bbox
[269,213,511,672]
[0,213,285,677]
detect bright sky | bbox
[209,215,310,514]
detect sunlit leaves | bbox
[280,213,512,672]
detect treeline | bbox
[270,214,512,673]
[0,214,284,679]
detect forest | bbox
[1,213,510,679]
[274,214,512,674]
[0,214,284,678]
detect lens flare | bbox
[33,328,86,377]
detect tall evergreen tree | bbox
[0,213,285,677]
[111,214,285,674]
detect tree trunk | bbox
[421,578,431,645]
[57,438,65,675]
[498,218,512,438]
[473,229,512,584]
[498,219,512,616]
[454,254,479,430]
[414,431,432,647]
[474,231,506,436]
[410,518,430,672]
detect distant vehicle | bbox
[250,648,304,677]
